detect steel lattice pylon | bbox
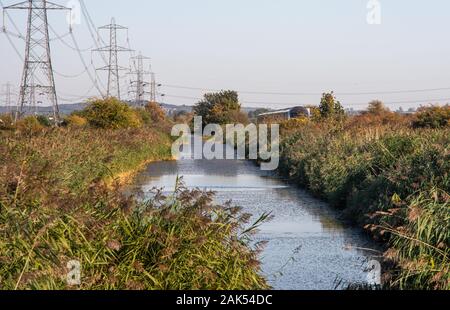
[94,18,132,100]
[2,82,13,116]
[149,72,157,104]
[4,0,70,122]
[129,52,150,107]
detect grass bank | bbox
[276,115,449,290]
[0,117,268,289]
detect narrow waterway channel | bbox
[125,144,380,290]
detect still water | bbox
[126,145,380,290]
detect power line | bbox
[4,23,82,86]
[1,0,119,105]
[2,25,24,59]
[58,83,98,100]
[53,67,89,79]
[48,22,93,52]
[49,30,71,42]
[123,27,137,101]
[79,0,108,66]
[1,0,25,36]
[69,31,105,96]
[2,28,24,39]
[161,83,450,97]
[162,93,450,108]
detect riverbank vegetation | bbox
[0,98,268,290]
[276,94,449,290]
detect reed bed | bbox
[278,117,449,290]
[0,127,268,290]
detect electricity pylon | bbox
[2,82,13,115]
[94,18,132,100]
[129,52,150,107]
[3,0,71,122]
[150,72,157,104]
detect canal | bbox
[125,144,380,290]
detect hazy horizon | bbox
[1,0,450,110]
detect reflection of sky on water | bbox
[126,153,380,290]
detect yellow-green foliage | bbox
[0,114,15,131]
[413,105,450,129]
[65,115,88,128]
[0,127,268,290]
[145,101,167,123]
[15,116,44,134]
[80,97,142,129]
[280,117,310,132]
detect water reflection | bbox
[126,151,379,290]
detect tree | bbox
[193,90,247,126]
[367,100,390,115]
[80,97,141,129]
[318,92,345,119]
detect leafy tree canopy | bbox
[318,92,345,119]
[194,90,246,126]
[367,100,391,115]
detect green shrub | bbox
[413,105,450,129]
[135,109,152,125]
[318,92,345,120]
[81,98,142,129]
[36,115,52,127]
[0,114,15,131]
[15,116,44,134]
[65,115,88,128]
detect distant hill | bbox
[0,102,192,116]
[0,103,88,115]
[1,102,260,116]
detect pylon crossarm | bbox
[4,1,69,10]
[96,65,130,71]
[43,1,70,10]
[3,1,30,10]
[131,55,150,60]
[93,46,133,52]
[99,24,127,30]
[129,71,150,75]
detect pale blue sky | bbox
[1,0,450,109]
